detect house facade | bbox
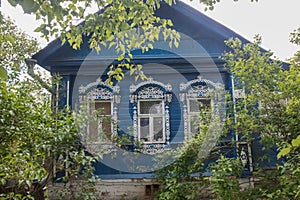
[32,2,274,199]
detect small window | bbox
[145,185,152,196]
[145,184,160,196]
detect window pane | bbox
[94,101,111,115]
[89,119,99,141]
[153,117,164,142]
[189,99,211,113]
[140,101,163,114]
[189,115,200,134]
[89,101,112,142]
[99,116,112,139]
[140,117,150,142]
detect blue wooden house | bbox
[32,1,276,198]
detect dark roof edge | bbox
[32,5,109,66]
[32,38,62,66]
[33,1,289,69]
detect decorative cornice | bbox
[79,77,120,94]
[130,77,172,93]
[180,76,222,91]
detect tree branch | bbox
[25,58,55,95]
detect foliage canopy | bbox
[0,15,97,199]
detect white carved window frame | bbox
[180,76,220,140]
[79,78,120,144]
[130,77,172,147]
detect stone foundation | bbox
[47,177,253,199]
[47,178,160,200]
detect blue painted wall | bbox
[32,1,278,179]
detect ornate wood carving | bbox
[79,78,120,155]
[180,76,222,140]
[130,77,172,154]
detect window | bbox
[130,77,172,152]
[180,76,219,140]
[88,100,112,142]
[138,100,164,143]
[79,78,120,145]
[188,98,211,135]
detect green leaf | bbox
[61,38,66,45]
[108,41,116,49]
[168,41,172,48]
[5,35,14,44]
[118,15,124,21]
[21,0,38,14]
[291,135,300,147]
[167,20,173,27]
[148,43,153,49]
[277,147,291,159]
[174,40,179,48]
[66,32,71,38]
[8,0,17,7]
[0,66,8,81]
[117,54,125,61]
